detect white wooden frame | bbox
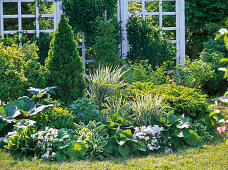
[0,0,62,40]
[117,0,185,68]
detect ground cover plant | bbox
[0,1,228,169]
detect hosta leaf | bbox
[0,107,6,117]
[182,129,191,138]
[118,145,129,157]
[55,150,67,161]
[137,142,146,152]
[167,110,178,124]
[176,122,189,129]
[174,130,184,137]
[123,129,132,137]
[104,141,114,154]
[184,130,201,146]
[128,142,138,153]
[99,141,107,147]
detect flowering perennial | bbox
[133,125,172,153]
[32,127,58,160]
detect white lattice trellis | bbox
[117,0,185,67]
[0,0,63,40]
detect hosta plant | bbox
[104,128,144,157]
[74,121,108,160]
[160,110,202,147]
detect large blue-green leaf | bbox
[27,86,58,96]
[3,96,35,118]
[167,110,178,124]
[28,104,53,117]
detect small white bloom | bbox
[219,119,225,123]
[218,28,228,35]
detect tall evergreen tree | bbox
[45,14,86,103]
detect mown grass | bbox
[0,141,227,170]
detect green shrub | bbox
[36,33,53,66]
[127,16,175,69]
[93,17,122,68]
[124,60,166,84]
[45,15,86,103]
[69,98,105,125]
[111,82,210,119]
[185,0,226,58]
[182,59,214,89]
[32,107,75,130]
[199,51,228,95]
[0,43,41,102]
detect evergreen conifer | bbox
[45,14,85,103]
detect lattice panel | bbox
[117,0,185,67]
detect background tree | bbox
[45,14,86,103]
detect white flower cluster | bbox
[133,125,164,151]
[32,127,58,160]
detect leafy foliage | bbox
[45,14,86,103]
[0,43,41,102]
[127,16,175,69]
[130,94,167,126]
[199,51,227,95]
[160,111,202,147]
[32,107,75,130]
[73,121,108,160]
[185,0,227,58]
[69,98,105,125]
[104,128,140,157]
[62,0,117,34]
[124,60,166,84]
[4,120,37,154]
[93,17,122,67]
[111,82,210,119]
[181,59,214,89]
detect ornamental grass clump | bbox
[86,65,126,108]
[131,93,167,126]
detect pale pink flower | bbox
[217,126,226,134]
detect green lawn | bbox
[0,141,227,170]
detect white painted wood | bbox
[159,0,162,36]
[53,1,57,30]
[81,32,86,73]
[129,12,176,16]
[176,0,180,66]
[142,0,145,20]
[0,0,3,39]
[35,0,39,37]
[179,0,185,68]
[18,0,22,40]
[120,0,129,60]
